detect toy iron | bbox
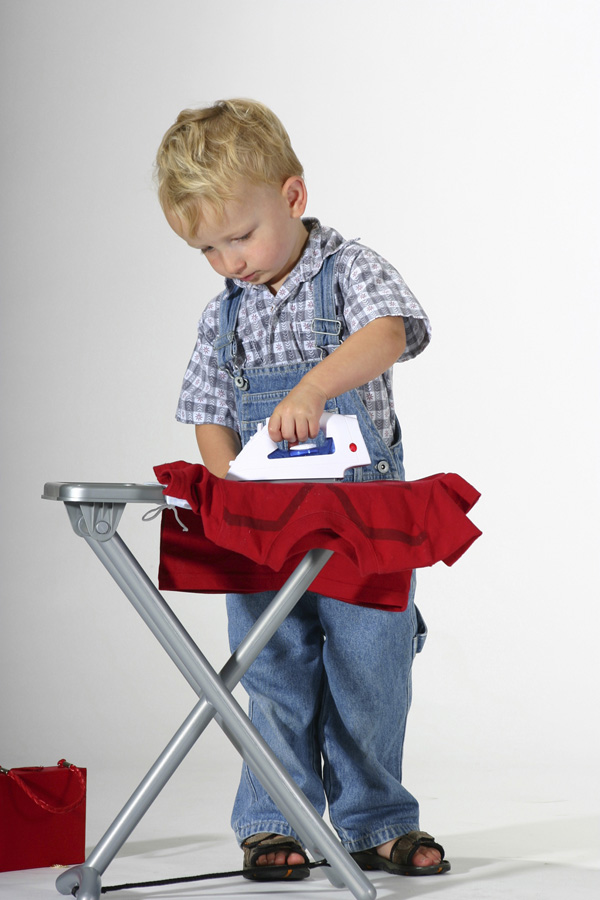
[226,411,371,482]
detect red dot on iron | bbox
[349,443,357,452]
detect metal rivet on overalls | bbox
[234,375,249,391]
[376,460,390,474]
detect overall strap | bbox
[215,241,351,375]
[311,250,343,356]
[213,280,245,377]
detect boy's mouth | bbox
[240,272,258,282]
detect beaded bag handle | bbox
[0,759,86,814]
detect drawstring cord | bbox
[142,504,188,532]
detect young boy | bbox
[156,99,449,880]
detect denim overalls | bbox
[215,250,406,481]
[216,250,427,852]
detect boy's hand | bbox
[268,382,328,444]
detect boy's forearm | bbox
[268,315,406,443]
[303,315,406,400]
[195,423,241,478]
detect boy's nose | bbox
[224,250,245,276]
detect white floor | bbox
[1,758,598,900]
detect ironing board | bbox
[42,482,376,900]
[42,473,480,900]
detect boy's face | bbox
[166,178,309,295]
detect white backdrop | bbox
[1,0,598,816]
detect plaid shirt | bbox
[176,219,431,445]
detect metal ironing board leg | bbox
[42,485,376,900]
[64,539,333,881]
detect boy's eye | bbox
[234,232,252,243]
[201,246,214,254]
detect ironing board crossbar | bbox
[81,537,333,874]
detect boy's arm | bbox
[268,315,406,443]
[195,423,242,478]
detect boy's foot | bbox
[377,836,441,867]
[352,830,451,876]
[256,847,307,867]
[242,832,310,881]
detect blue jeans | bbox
[226,580,427,852]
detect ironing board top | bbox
[42,482,166,504]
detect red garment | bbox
[155,462,481,612]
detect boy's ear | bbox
[282,176,308,218]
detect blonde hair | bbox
[155,98,304,234]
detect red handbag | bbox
[0,759,86,871]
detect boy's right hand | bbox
[267,382,328,444]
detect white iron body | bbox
[226,412,371,482]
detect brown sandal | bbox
[242,832,310,881]
[351,830,451,876]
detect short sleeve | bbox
[176,296,239,432]
[335,244,431,362]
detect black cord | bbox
[100,860,329,893]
